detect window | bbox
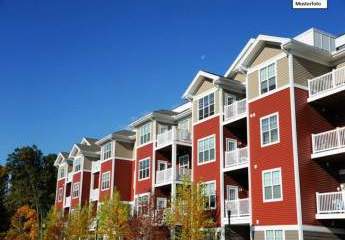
[157,197,167,210]
[72,182,80,199]
[261,113,279,146]
[101,171,111,190]
[74,158,81,172]
[102,142,112,160]
[139,122,151,145]
[224,93,236,106]
[198,93,215,120]
[57,188,63,202]
[265,230,283,240]
[201,181,216,209]
[58,166,65,179]
[198,136,215,165]
[136,194,149,215]
[263,168,282,202]
[260,63,276,94]
[138,158,150,180]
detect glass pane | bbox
[204,150,209,161]
[261,80,268,94]
[260,68,267,81]
[273,185,281,199]
[209,104,214,116]
[271,129,278,142]
[199,98,203,109]
[262,118,269,132]
[270,116,277,128]
[263,132,270,145]
[275,230,283,240]
[263,173,271,186]
[265,187,273,200]
[269,77,276,90]
[210,195,216,208]
[210,149,215,161]
[266,230,274,240]
[268,64,275,78]
[199,152,203,163]
[272,171,280,185]
[204,95,209,107]
[209,93,214,104]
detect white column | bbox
[171,126,177,198]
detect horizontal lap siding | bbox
[115,159,134,201]
[100,160,112,201]
[249,88,298,225]
[193,116,221,225]
[55,179,65,209]
[71,172,81,208]
[294,87,339,225]
[136,143,153,194]
[81,172,91,205]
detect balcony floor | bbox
[223,216,250,225]
[316,213,345,220]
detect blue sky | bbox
[0,0,344,164]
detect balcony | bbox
[156,128,191,149]
[64,196,71,208]
[90,188,99,202]
[224,147,249,171]
[311,127,345,159]
[223,99,247,124]
[66,172,73,183]
[155,168,191,187]
[308,66,345,102]
[316,191,345,219]
[91,161,100,173]
[224,198,250,224]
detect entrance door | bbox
[226,139,237,152]
[227,185,239,201]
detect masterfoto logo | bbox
[293,0,327,9]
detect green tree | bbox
[43,206,65,240]
[5,145,57,240]
[97,191,131,240]
[165,179,215,240]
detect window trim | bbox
[138,158,150,181]
[135,192,150,215]
[101,171,111,191]
[197,92,215,121]
[262,168,283,203]
[200,180,217,210]
[258,62,278,95]
[197,134,216,166]
[101,142,113,161]
[139,122,152,146]
[260,112,280,147]
[72,182,80,199]
[264,229,285,240]
[74,157,82,172]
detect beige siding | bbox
[247,56,289,100]
[251,45,283,68]
[337,61,345,69]
[195,79,214,95]
[115,141,134,159]
[253,231,264,240]
[285,230,298,240]
[293,57,331,86]
[83,157,92,170]
[233,72,246,83]
[192,89,219,123]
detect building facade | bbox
[54,28,345,240]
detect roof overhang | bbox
[96,132,135,146]
[129,111,176,128]
[54,152,72,167]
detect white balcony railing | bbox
[312,127,345,155]
[156,168,191,186]
[316,191,345,216]
[308,66,345,99]
[91,161,100,173]
[225,198,250,218]
[156,128,191,148]
[90,188,99,202]
[224,99,247,122]
[224,147,249,169]
[64,196,71,208]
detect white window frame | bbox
[138,158,150,181]
[57,187,63,202]
[139,122,152,146]
[198,92,215,121]
[262,168,283,203]
[101,171,111,191]
[200,180,216,210]
[225,138,237,152]
[259,62,277,95]
[260,113,280,147]
[102,142,113,161]
[157,160,168,171]
[74,158,81,172]
[136,193,150,215]
[156,197,167,210]
[72,182,80,199]
[197,135,216,165]
[264,229,284,240]
[226,185,239,201]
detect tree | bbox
[97,190,131,239]
[43,206,65,240]
[165,179,215,240]
[64,205,93,240]
[0,165,9,236]
[5,205,38,240]
[5,146,57,240]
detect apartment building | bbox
[54,28,345,240]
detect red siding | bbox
[81,172,91,205]
[249,88,298,226]
[115,159,134,201]
[136,143,153,194]
[294,87,339,225]
[193,115,221,225]
[71,172,81,208]
[100,160,113,201]
[55,179,65,209]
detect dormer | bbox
[54,152,73,180]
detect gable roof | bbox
[96,129,136,145]
[129,109,177,128]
